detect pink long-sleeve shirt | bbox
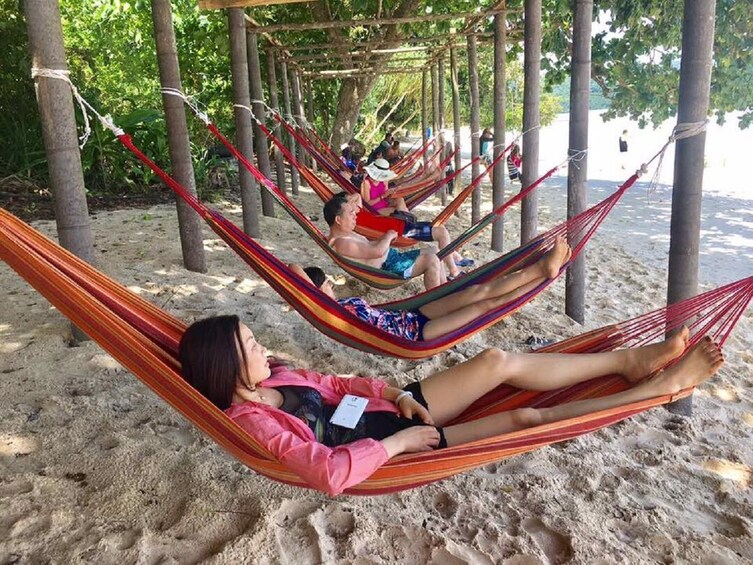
[224,366,399,495]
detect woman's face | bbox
[236,324,270,387]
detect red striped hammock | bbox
[2,208,750,494]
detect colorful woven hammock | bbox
[177,108,608,280]
[2,208,750,495]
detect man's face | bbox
[337,200,358,231]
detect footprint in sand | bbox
[274,500,323,564]
[521,517,573,564]
[0,479,33,499]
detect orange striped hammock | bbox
[2,208,750,495]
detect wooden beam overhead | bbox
[297,54,430,69]
[280,43,476,63]
[248,7,506,33]
[199,0,314,9]
[269,32,493,52]
[303,66,425,79]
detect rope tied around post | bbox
[30,67,123,144]
[160,88,211,125]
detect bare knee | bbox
[509,407,542,430]
[478,347,509,368]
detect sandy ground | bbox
[1,114,752,564]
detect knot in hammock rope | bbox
[30,67,124,143]
[233,104,262,126]
[670,120,709,142]
[566,147,588,170]
[160,88,210,125]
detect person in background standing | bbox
[507,143,522,183]
[480,128,495,165]
[619,129,629,169]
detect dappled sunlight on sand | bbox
[742,413,753,427]
[234,278,266,294]
[709,385,740,403]
[0,434,40,457]
[701,459,752,489]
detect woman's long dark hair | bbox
[179,315,247,410]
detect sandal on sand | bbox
[525,335,555,348]
[455,257,475,267]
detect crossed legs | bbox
[414,330,723,447]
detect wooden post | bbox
[437,56,446,131]
[450,46,462,186]
[305,78,317,171]
[24,0,95,342]
[565,0,592,324]
[521,0,541,245]
[150,0,206,273]
[431,63,440,138]
[467,32,482,225]
[280,59,299,195]
[491,14,506,252]
[265,48,287,193]
[291,70,309,176]
[247,30,275,217]
[421,69,429,169]
[227,8,260,237]
[665,0,717,416]
[437,57,447,204]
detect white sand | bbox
[1,115,752,563]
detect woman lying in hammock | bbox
[289,236,571,342]
[179,317,723,495]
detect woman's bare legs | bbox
[441,337,723,446]
[420,279,542,340]
[419,237,571,320]
[420,327,691,427]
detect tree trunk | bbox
[150,0,206,273]
[265,49,287,194]
[25,0,95,343]
[330,75,380,151]
[450,46,462,181]
[290,70,309,171]
[521,0,542,245]
[227,8,259,237]
[665,0,717,416]
[565,0,592,324]
[491,15,506,252]
[437,57,446,131]
[247,31,275,217]
[467,33,482,225]
[280,59,299,195]
[421,70,429,168]
[431,63,440,136]
[304,78,317,171]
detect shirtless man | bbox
[324,192,446,290]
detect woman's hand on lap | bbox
[398,397,434,425]
[381,426,440,456]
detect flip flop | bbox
[455,257,475,267]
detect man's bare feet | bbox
[541,236,571,279]
[622,326,690,383]
[648,336,724,396]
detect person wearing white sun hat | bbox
[361,158,410,216]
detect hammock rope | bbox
[2,208,750,494]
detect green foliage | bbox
[1,0,234,194]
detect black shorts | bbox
[363,381,448,449]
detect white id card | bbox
[329,395,369,429]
